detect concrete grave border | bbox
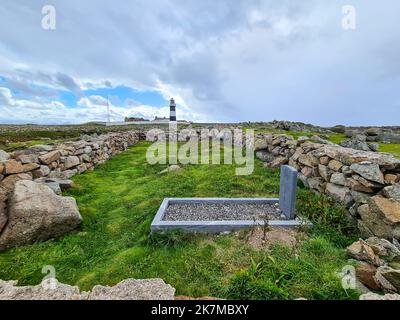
[151,166,311,233]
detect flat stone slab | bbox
[163,202,285,221]
[151,198,310,233]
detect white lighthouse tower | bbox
[169,98,176,122]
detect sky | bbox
[0,0,399,126]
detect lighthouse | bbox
[169,98,176,122]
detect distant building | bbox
[153,116,169,122]
[124,116,148,122]
[118,98,192,125]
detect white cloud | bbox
[0,87,12,104]
[0,85,208,124]
[0,1,399,125]
[78,95,107,108]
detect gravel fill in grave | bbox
[163,202,286,221]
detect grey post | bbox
[279,165,298,219]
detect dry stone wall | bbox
[253,133,400,240]
[0,131,139,243]
[1,128,399,245]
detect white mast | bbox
[107,95,110,123]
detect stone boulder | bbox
[41,181,62,195]
[64,156,80,169]
[33,178,74,196]
[0,186,7,205]
[346,240,384,267]
[0,279,85,300]
[49,169,77,180]
[32,165,50,179]
[298,154,319,167]
[377,132,400,144]
[316,144,400,169]
[0,173,32,191]
[355,262,380,290]
[0,278,175,300]
[0,203,6,227]
[16,153,39,164]
[328,159,343,172]
[351,190,370,204]
[365,128,380,137]
[39,151,60,165]
[3,160,24,175]
[330,172,346,186]
[266,156,288,168]
[325,183,353,207]
[347,177,375,194]
[385,174,399,185]
[254,139,269,151]
[365,237,400,262]
[22,163,40,172]
[369,196,400,227]
[350,162,384,184]
[255,150,274,162]
[368,143,380,152]
[310,135,333,145]
[357,204,395,239]
[340,135,378,152]
[0,150,10,161]
[89,279,175,300]
[307,177,325,193]
[318,165,332,181]
[375,266,400,293]
[331,125,346,134]
[383,184,400,202]
[360,292,400,300]
[0,180,82,251]
[347,237,400,294]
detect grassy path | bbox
[0,142,359,299]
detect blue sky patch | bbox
[83,86,168,108]
[59,90,79,107]
[0,75,169,110]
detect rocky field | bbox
[0,120,400,300]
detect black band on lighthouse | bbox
[169,98,176,122]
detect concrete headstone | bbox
[279,165,298,219]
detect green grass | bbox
[379,143,400,158]
[326,134,347,145]
[0,142,359,299]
